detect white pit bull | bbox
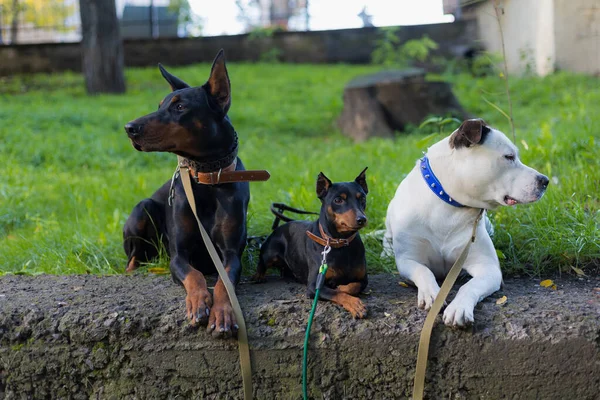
[383,119,549,326]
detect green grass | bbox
[0,64,598,277]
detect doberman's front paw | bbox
[207,300,238,339]
[186,289,212,326]
[342,296,367,319]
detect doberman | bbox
[253,169,369,318]
[123,50,260,338]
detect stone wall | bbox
[1,274,599,398]
[0,22,477,76]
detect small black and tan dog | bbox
[123,50,266,338]
[253,169,369,318]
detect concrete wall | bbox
[0,22,477,76]
[1,274,599,398]
[473,0,555,76]
[470,0,599,76]
[554,0,600,75]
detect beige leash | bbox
[180,165,253,400]
[412,209,484,400]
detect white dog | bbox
[383,119,548,326]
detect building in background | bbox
[444,0,600,75]
[120,4,179,39]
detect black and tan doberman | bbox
[123,50,267,338]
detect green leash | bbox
[302,242,331,400]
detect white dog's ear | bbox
[316,172,332,199]
[354,167,368,194]
[450,119,489,149]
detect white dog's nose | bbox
[537,175,549,189]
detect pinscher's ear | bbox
[354,167,368,194]
[316,172,333,199]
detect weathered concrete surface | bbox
[0,274,599,399]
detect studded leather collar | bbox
[420,155,464,208]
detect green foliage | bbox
[0,66,598,277]
[168,0,202,37]
[248,26,285,63]
[371,27,439,68]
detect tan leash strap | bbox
[413,209,484,400]
[180,166,253,400]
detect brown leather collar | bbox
[306,223,357,248]
[183,158,271,185]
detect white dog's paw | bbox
[417,282,440,311]
[443,298,474,327]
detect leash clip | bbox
[321,239,331,266]
[168,165,181,207]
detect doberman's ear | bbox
[158,63,190,91]
[354,167,368,194]
[204,49,231,114]
[449,119,490,149]
[316,172,332,199]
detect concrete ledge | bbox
[0,274,599,399]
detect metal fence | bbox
[0,0,183,45]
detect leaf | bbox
[416,132,440,148]
[496,295,507,305]
[496,249,506,260]
[571,266,586,277]
[540,279,554,288]
[419,116,441,129]
[398,281,409,288]
[148,267,169,275]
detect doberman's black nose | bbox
[125,123,141,138]
[356,215,367,226]
[537,174,549,189]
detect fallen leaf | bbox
[384,312,391,318]
[571,266,586,277]
[496,295,507,305]
[398,281,409,288]
[551,284,557,291]
[148,267,169,275]
[540,279,554,288]
[73,286,83,292]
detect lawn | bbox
[0,63,598,277]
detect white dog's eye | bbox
[504,154,515,161]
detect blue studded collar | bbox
[420,155,464,208]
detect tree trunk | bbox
[10,0,19,44]
[79,0,126,94]
[338,69,470,142]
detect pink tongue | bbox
[506,198,517,205]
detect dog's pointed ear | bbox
[158,63,190,91]
[449,119,490,149]
[203,49,231,114]
[355,167,368,194]
[316,172,333,199]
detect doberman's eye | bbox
[176,103,185,112]
[504,154,515,161]
[333,197,344,205]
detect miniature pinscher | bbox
[253,169,369,318]
[123,50,267,338]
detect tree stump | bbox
[337,69,470,142]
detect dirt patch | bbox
[1,274,599,399]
